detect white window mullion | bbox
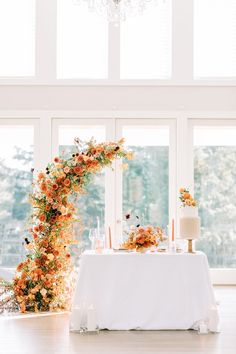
[105,118,117,246]
[114,119,123,244]
[169,119,177,233]
[108,22,120,81]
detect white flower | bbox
[40,288,47,297]
[47,253,54,261]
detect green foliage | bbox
[195,146,236,267]
[0,147,33,266]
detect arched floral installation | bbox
[0,138,132,313]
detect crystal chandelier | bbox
[73,0,157,22]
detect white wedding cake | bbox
[179,206,200,239]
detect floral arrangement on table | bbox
[0,138,132,313]
[122,225,164,252]
[179,187,197,207]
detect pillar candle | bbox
[87,304,97,332]
[70,307,82,331]
[199,322,208,334]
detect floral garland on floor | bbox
[0,138,132,313]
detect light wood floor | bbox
[0,286,235,354]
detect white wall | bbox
[0,86,235,111]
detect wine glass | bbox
[89,229,97,251]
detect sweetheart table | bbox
[71,250,219,331]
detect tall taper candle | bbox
[108,226,112,249]
[97,216,100,239]
[172,219,175,242]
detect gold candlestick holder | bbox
[187,239,195,253]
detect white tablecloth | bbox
[72,251,219,331]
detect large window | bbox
[193,124,236,268]
[0,123,35,267]
[0,0,35,77]
[57,0,108,79]
[1,0,236,83]
[194,0,236,78]
[120,0,172,79]
[121,125,169,227]
[2,115,236,284]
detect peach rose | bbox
[64,166,70,174]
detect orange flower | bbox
[45,205,51,211]
[20,303,26,313]
[17,263,24,272]
[35,269,43,276]
[52,183,59,190]
[38,172,45,180]
[40,183,47,192]
[183,192,190,199]
[74,166,83,174]
[39,214,46,222]
[63,179,71,187]
[38,223,44,231]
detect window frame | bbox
[0,117,40,268]
[115,118,177,240]
[188,117,236,284]
[1,0,236,85]
[1,111,236,284]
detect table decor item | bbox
[198,320,209,334]
[70,306,83,332]
[0,138,132,313]
[89,229,97,250]
[108,226,112,249]
[168,218,176,253]
[179,188,200,253]
[208,305,220,332]
[122,225,165,252]
[87,304,98,332]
